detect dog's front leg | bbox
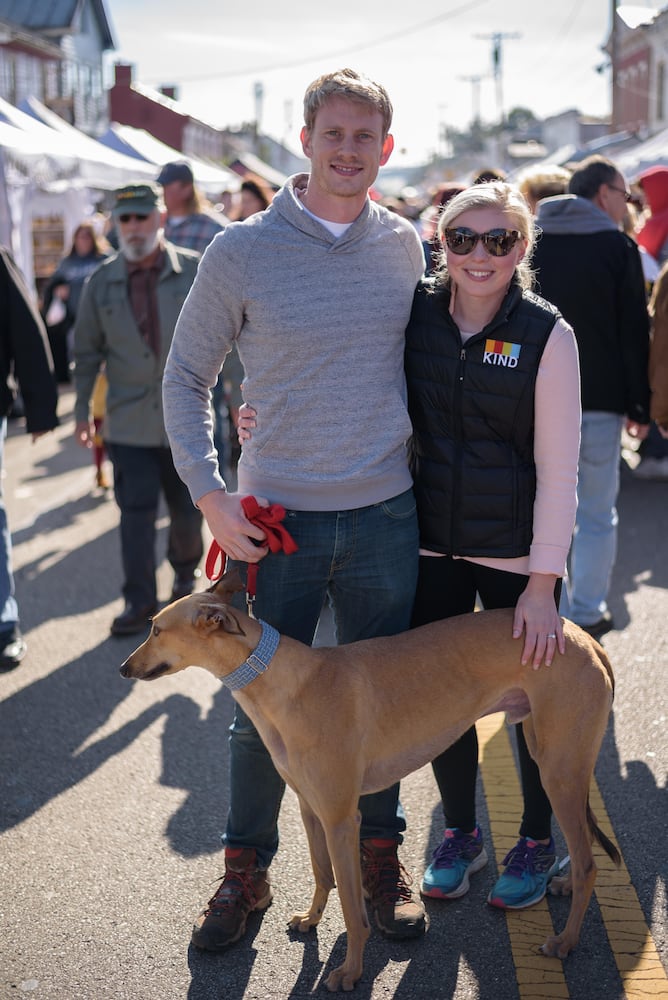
[323,814,370,993]
[288,796,336,934]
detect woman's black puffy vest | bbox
[405,280,559,557]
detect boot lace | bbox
[362,849,414,904]
[205,869,259,915]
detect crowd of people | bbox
[1,64,666,967]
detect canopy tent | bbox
[519,127,668,184]
[0,95,157,290]
[98,122,240,196]
[614,126,668,179]
[14,96,157,187]
[227,150,288,189]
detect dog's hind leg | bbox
[533,733,601,958]
[288,797,336,934]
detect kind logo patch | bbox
[483,339,521,367]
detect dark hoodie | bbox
[533,194,650,423]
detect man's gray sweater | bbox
[163,174,425,510]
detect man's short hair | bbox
[303,68,393,137]
[568,155,619,200]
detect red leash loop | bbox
[205,496,298,616]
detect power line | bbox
[141,0,492,85]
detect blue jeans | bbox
[224,489,419,868]
[0,418,18,632]
[561,412,624,626]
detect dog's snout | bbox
[119,660,130,678]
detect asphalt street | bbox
[0,387,666,1000]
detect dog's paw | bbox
[288,910,321,933]
[540,934,574,959]
[548,874,573,897]
[325,963,361,992]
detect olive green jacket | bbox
[73,241,199,447]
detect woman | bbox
[43,220,110,487]
[234,175,275,221]
[237,181,581,912]
[41,221,109,383]
[405,181,581,910]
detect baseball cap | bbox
[157,161,194,186]
[112,183,159,217]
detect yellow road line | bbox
[587,781,668,999]
[477,714,569,999]
[476,714,668,1000]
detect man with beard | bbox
[73,183,203,636]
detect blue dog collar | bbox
[223,619,280,691]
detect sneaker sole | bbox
[421,848,488,900]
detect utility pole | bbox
[610,0,619,130]
[475,31,521,126]
[458,74,485,126]
[253,80,264,154]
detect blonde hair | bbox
[303,68,393,137]
[516,164,571,212]
[434,182,536,291]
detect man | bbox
[73,183,203,636]
[157,160,239,476]
[163,69,427,951]
[533,154,650,638]
[156,160,228,255]
[0,246,59,669]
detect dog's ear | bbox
[194,601,246,636]
[208,567,245,603]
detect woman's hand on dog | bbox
[197,488,269,563]
[512,573,564,669]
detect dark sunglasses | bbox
[443,227,522,257]
[118,213,150,223]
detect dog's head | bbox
[120,568,251,682]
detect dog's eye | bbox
[152,625,160,637]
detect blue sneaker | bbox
[487,836,559,909]
[421,826,488,899]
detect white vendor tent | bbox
[614,126,668,179]
[98,122,240,196]
[0,96,156,291]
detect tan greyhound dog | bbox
[120,570,619,993]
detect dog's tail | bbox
[588,802,621,866]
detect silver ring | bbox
[547,633,557,639]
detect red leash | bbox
[205,495,298,616]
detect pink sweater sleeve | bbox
[529,317,581,576]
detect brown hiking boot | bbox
[191,847,272,950]
[360,838,428,939]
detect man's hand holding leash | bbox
[197,489,269,564]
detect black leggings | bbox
[411,555,562,841]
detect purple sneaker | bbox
[488,836,559,909]
[421,826,488,899]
